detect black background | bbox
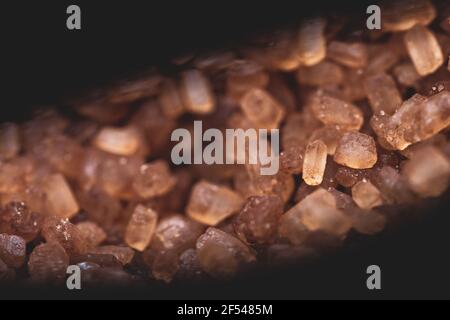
[1,0,449,300]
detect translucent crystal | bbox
[132,161,177,199]
[76,221,107,249]
[404,25,444,76]
[364,73,402,115]
[158,79,185,119]
[35,134,85,179]
[366,46,399,75]
[334,132,378,169]
[296,17,327,66]
[180,69,215,114]
[371,92,450,150]
[0,123,20,160]
[302,140,328,186]
[233,195,284,245]
[311,92,364,131]
[0,202,42,242]
[402,146,450,197]
[237,163,295,203]
[196,227,255,279]
[341,68,367,102]
[96,152,143,197]
[309,126,343,155]
[371,166,416,204]
[22,108,69,152]
[296,61,343,86]
[282,111,321,149]
[352,180,384,209]
[42,174,79,219]
[130,100,177,155]
[94,126,142,156]
[0,162,26,194]
[281,188,352,237]
[0,234,26,268]
[226,60,269,100]
[350,209,387,235]
[240,88,285,130]
[382,0,436,32]
[75,186,122,227]
[327,41,368,69]
[144,214,204,282]
[399,134,447,159]
[176,248,204,281]
[335,166,370,187]
[278,206,310,245]
[90,246,135,265]
[125,204,158,252]
[28,243,69,284]
[279,145,304,174]
[187,181,244,226]
[42,216,86,256]
[393,62,420,87]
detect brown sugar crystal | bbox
[279,145,305,174]
[94,126,143,156]
[0,202,42,243]
[351,180,384,210]
[302,140,328,186]
[334,132,378,169]
[42,173,80,219]
[144,214,204,282]
[180,69,215,114]
[125,204,158,252]
[187,181,244,226]
[42,216,86,256]
[281,189,352,237]
[393,62,421,87]
[310,92,364,131]
[158,79,185,119]
[76,221,107,249]
[371,92,450,150]
[296,61,343,87]
[0,234,26,268]
[240,88,285,130]
[28,242,69,284]
[404,25,444,76]
[233,195,284,245]
[309,126,343,156]
[382,0,436,32]
[296,17,327,66]
[327,41,368,69]
[226,60,269,99]
[90,246,135,265]
[196,227,255,279]
[364,73,403,115]
[132,161,177,199]
[402,146,450,197]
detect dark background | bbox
[1,0,449,300]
